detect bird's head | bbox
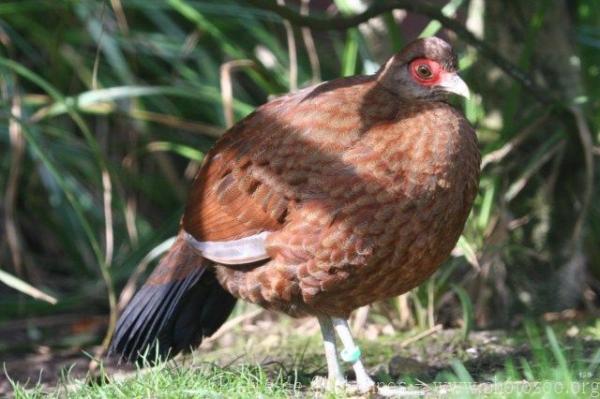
[377,37,470,101]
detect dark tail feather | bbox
[109,234,237,363]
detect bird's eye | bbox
[416,64,433,79]
[409,58,442,85]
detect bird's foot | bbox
[310,375,347,392]
[311,375,378,395]
[357,378,377,395]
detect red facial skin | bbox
[409,58,445,86]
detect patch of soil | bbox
[0,314,132,395]
[1,348,133,395]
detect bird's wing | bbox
[181,77,375,265]
[181,113,290,264]
[182,100,302,236]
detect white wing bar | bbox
[183,231,271,265]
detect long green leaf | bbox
[452,284,474,340]
[35,86,254,120]
[419,0,466,38]
[0,59,104,265]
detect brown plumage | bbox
[110,37,480,392]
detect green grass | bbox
[12,364,299,399]
[7,323,600,398]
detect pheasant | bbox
[110,37,480,393]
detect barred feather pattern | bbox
[183,76,480,318]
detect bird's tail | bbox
[109,232,237,363]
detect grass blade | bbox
[0,268,58,304]
[452,284,474,340]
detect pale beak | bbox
[439,73,470,99]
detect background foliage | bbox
[1,0,599,369]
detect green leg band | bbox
[340,346,361,363]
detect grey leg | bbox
[331,317,376,393]
[317,315,346,387]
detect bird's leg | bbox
[331,317,376,393]
[317,315,346,388]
